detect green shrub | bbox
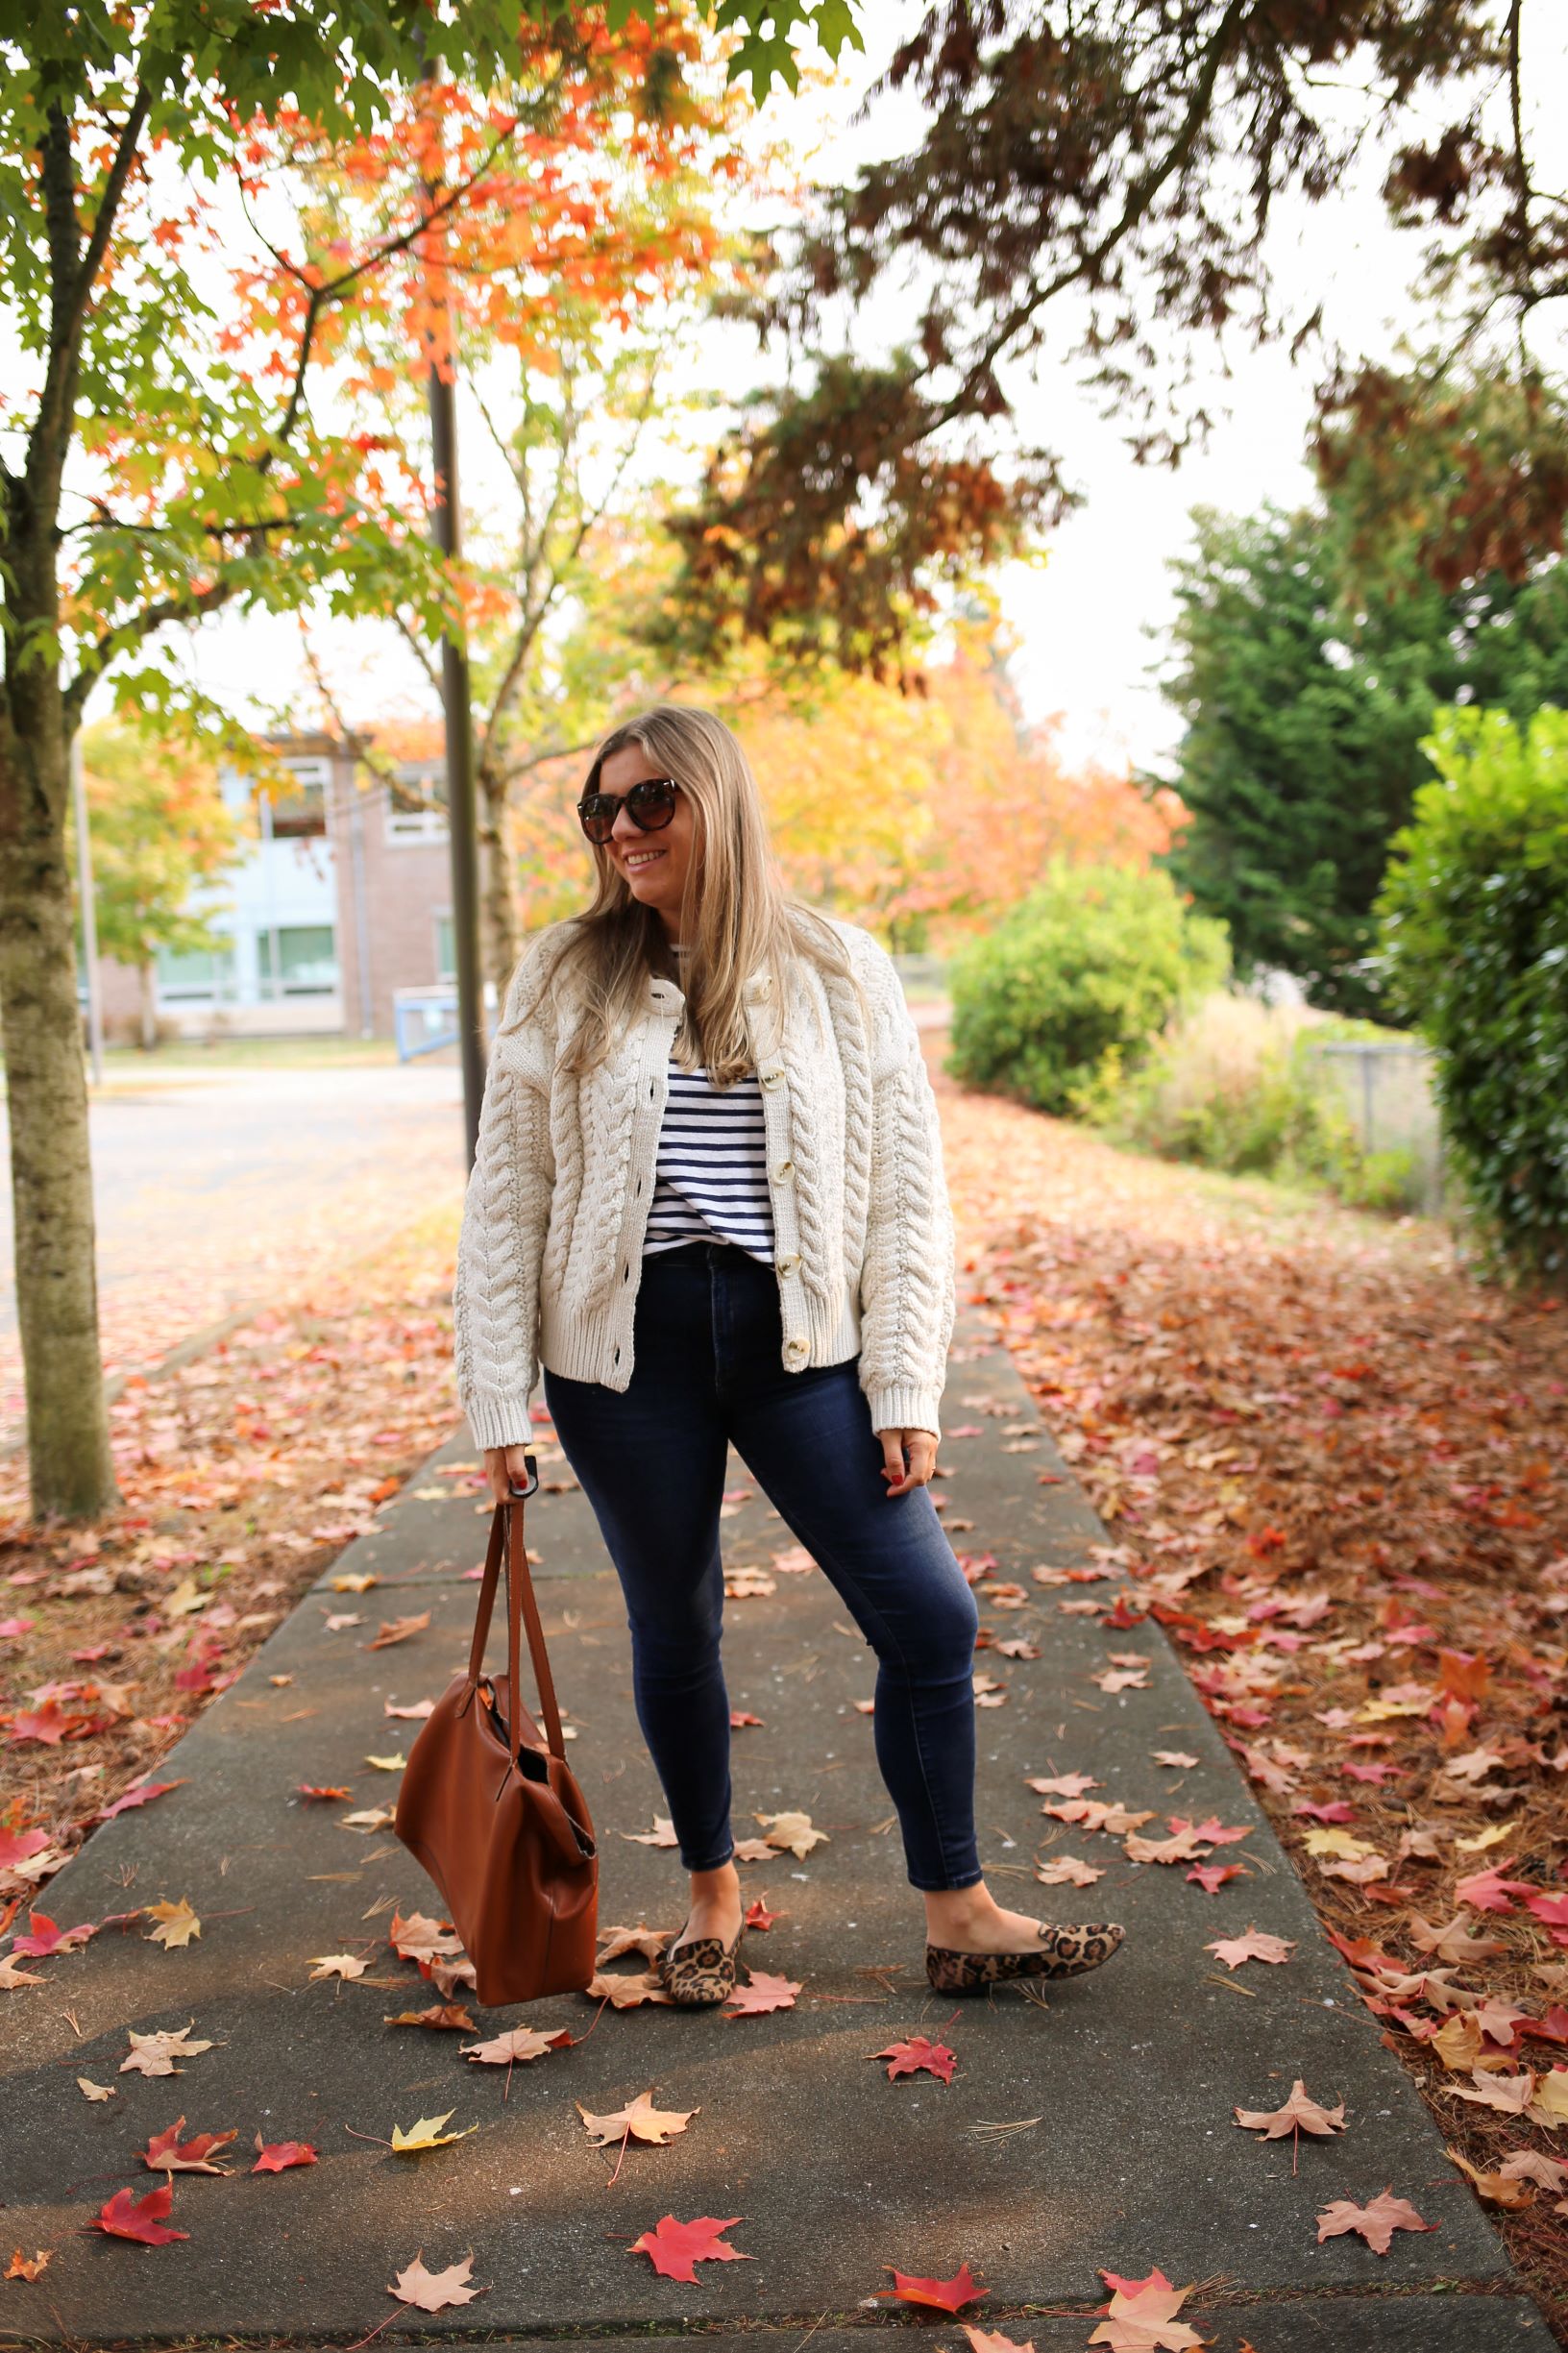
[944,863,1230,1114]
[1088,992,1424,1210]
[1376,704,1568,1278]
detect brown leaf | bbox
[366,1611,430,1650]
[1314,2190,1433,2254]
[388,2251,482,2312]
[1234,2079,1346,2139]
[577,2091,697,2146]
[584,1969,673,2009]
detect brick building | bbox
[99,729,468,1043]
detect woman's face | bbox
[596,744,699,939]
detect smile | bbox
[624,849,667,870]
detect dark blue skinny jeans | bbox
[542,1238,982,1892]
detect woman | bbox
[453,704,1125,2006]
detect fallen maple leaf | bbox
[622,1816,680,1849]
[963,2332,1035,2353]
[90,2183,188,2244]
[881,2261,986,2313]
[1408,1912,1507,1964]
[389,2110,478,2152]
[1089,2265,1210,2350]
[1234,2080,1346,2139]
[596,1923,673,1965]
[1187,1863,1248,1893]
[871,2037,956,2084]
[141,2120,237,2175]
[1152,1751,1200,1770]
[462,2025,573,2065]
[3,2248,51,2280]
[753,1809,828,1858]
[744,1898,779,1929]
[252,2135,317,2170]
[1446,2147,1535,2209]
[584,1969,673,2009]
[388,2251,482,2312]
[308,1953,368,1981]
[297,1783,351,1802]
[1,1955,48,1989]
[1036,1854,1104,1887]
[142,1898,201,1949]
[1206,1930,1294,1971]
[724,1971,801,2017]
[77,2077,116,2100]
[1314,2190,1433,2253]
[383,2002,476,2030]
[578,2092,697,2147]
[9,1908,97,1957]
[120,2023,213,2077]
[630,2215,752,2283]
[366,1610,430,1649]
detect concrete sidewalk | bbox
[0,1305,1549,2350]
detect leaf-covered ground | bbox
[0,1206,463,1914]
[4,1052,1567,2339]
[935,1054,1568,2342]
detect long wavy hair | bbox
[508,704,868,1087]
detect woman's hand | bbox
[876,1427,939,1497]
[482,1443,534,1504]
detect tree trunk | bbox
[0,717,118,1520]
[477,765,520,1010]
[138,957,159,1050]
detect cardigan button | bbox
[773,1158,795,1181]
[783,1334,807,1360]
[777,1251,800,1276]
[760,1066,784,1088]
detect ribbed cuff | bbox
[866,1382,943,1440]
[463,1392,537,1452]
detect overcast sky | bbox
[179,2,1563,786]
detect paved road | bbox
[0,1066,468,1424]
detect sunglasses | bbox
[576,774,679,845]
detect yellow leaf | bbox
[1527,2071,1568,2131]
[1455,1822,1515,1854]
[1302,1827,1374,1860]
[390,2111,479,2152]
[363,1753,406,1772]
[165,1579,208,1617]
[144,1898,202,1949]
[332,1573,378,1593]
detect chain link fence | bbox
[1299,1039,1445,1214]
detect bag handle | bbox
[462,1457,569,1766]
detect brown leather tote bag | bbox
[393,1458,599,2004]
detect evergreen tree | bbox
[1150,502,1568,1015]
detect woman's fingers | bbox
[482,1444,532,1503]
[878,1427,939,1495]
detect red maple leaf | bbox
[881,2262,986,2313]
[629,2216,752,2283]
[729,1710,764,1728]
[1455,1868,1536,1914]
[90,2183,189,2244]
[871,2037,956,2084]
[5,1699,92,1745]
[96,1778,185,1823]
[297,1783,352,1802]
[0,1826,52,1870]
[1186,1863,1247,1894]
[743,1898,778,1930]
[252,2139,318,2171]
[9,1908,97,1957]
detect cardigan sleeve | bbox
[452,947,558,1453]
[854,946,956,1439]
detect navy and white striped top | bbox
[643,1054,775,1264]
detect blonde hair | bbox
[509,703,867,1087]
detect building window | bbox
[386,766,448,845]
[263,757,331,840]
[157,942,237,999]
[257,924,339,996]
[434,914,455,980]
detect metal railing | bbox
[1300,1039,1445,1213]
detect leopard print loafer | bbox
[656,1920,746,2007]
[925,1919,1125,1996]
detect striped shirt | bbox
[643,1054,775,1263]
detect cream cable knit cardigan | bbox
[452,914,957,1452]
